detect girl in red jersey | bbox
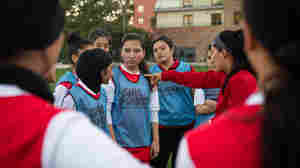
[150,30,257,122]
[176,0,300,167]
[0,1,149,167]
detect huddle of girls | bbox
[54,28,258,167]
[4,0,297,167]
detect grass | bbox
[49,68,71,92]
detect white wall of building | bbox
[156,9,224,28]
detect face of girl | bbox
[213,48,227,72]
[153,40,174,64]
[207,46,217,69]
[121,40,145,69]
[95,37,110,52]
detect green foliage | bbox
[59,0,152,63]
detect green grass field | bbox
[50,65,207,91]
[50,65,207,168]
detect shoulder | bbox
[56,71,77,86]
[178,61,191,70]
[112,66,121,73]
[185,103,262,156]
[58,81,73,90]
[230,70,256,84]
[149,64,159,73]
[18,95,64,123]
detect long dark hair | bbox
[67,32,93,65]
[244,1,300,168]
[214,30,255,94]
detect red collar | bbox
[158,60,180,71]
[76,82,101,100]
[119,66,140,83]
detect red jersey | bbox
[161,70,257,121]
[176,92,263,168]
[0,92,61,168]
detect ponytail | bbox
[262,43,300,168]
[217,30,255,94]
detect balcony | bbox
[155,4,224,13]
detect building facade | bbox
[155,0,224,28]
[131,0,157,32]
[152,0,242,62]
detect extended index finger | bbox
[144,74,153,78]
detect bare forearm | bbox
[152,123,159,142]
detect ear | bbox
[72,54,79,64]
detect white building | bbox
[155,0,224,28]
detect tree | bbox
[63,0,119,36]
[59,0,148,63]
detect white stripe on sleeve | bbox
[53,85,69,108]
[102,80,115,124]
[150,87,159,123]
[176,138,196,168]
[42,111,150,168]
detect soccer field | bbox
[49,65,208,91]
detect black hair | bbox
[2,1,64,59]
[76,48,112,93]
[88,28,111,43]
[214,30,255,94]
[121,33,149,73]
[244,1,300,168]
[152,35,175,51]
[152,35,178,59]
[67,32,93,65]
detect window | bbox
[183,15,193,26]
[137,5,144,13]
[234,11,242,25]
[138,16,144,24]
[211,13,222,25]
[183,0,193,8]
